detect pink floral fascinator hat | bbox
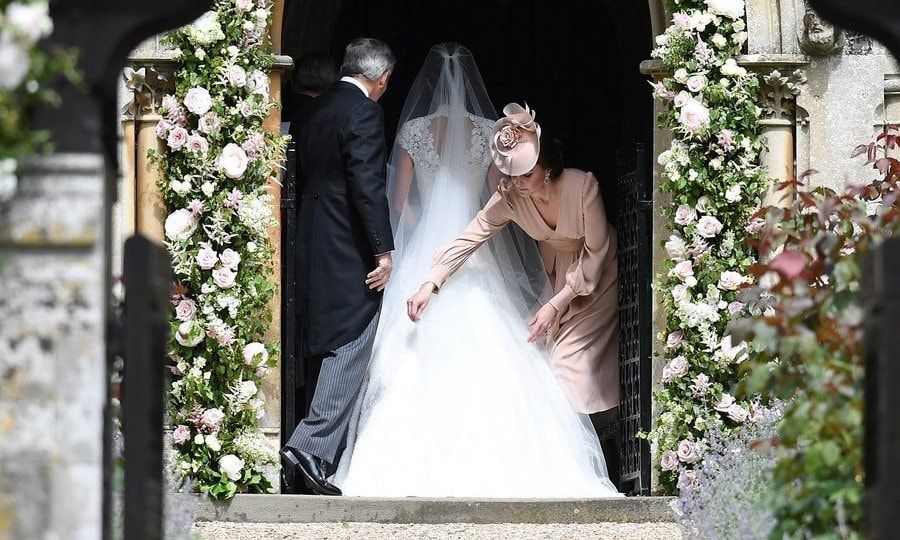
[490,103,542,176]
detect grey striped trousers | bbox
[286,312,379,466]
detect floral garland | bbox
[0,0,76,202]
[647,0,771,493]
[150,0,287,499]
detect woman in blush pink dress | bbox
[407,106,621,484]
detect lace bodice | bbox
[396,111,494,178]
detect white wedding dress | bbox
[330,44,620,498]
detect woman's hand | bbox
[407,282,437,322]
[527,303,559,343]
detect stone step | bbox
[194,495,677,525]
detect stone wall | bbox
[0,154,106,539]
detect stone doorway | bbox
[278,0,656,494]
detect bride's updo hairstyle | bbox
[537,137,565,181]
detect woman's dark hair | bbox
[293,52,338,94]
[537,137,565,180]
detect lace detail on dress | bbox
[397,117,440,176]
[468,117,494,172]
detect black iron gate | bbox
[616,142,653,495]
[280,141,300,492]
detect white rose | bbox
[686,75,706,93]
[213,267,236,288]
[674,204,697,226]
[164,209,197,241]
[672,284,688,303]
[198,112,221,134]
[672,260,694,281]
[7,2,53,44]
[725,183,742,202]
[715,393,736,412]
[246,241,258,252]
[186,133,209,154]
[219,248,241,269]
[673,90,691,108]
[696,195,711,213]
[711,33,728,48]
[167,127,188,151]
[721,58,747,77]
[665,235,688,261]
[674,68,689,84]
[194,434,205,445]
[248,70,269,95]
[243,342,268,366]
[218,143,249,179]
[717,270,745,291]
[170,180,190,196]
[219,454,244,481]
[664,355,689,381]
[727,403,750,423]
[227,64,247,87]
[235,0,254,12]
[184,87,213,115]
[196,245,219,270]
[201,181,215,198]
[679,98,710,134]
[660,450,679,471]
[195,48,206,61]
[733,19,746,31]
[175,320,204,347]
[705,0,744,19]
[205,434,222,452]
[696,215,724,238]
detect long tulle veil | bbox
[386,42,551,322]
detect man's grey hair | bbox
[340,38,395,80]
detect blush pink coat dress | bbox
[426,168,619,413]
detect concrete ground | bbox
[193,521,683,539]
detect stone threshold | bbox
[194,494,677,524]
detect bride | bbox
[330,43,620,498]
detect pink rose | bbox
[662,355,689,382]
[175,299,197,322]
[235,0,254,12]
[672,284,688,303]
[727,301,744,315]
[212,267,236,288]
[677,440,699,463]
[172,425,191,445]
[196,245,219,270]
[156,119,172,140]
[219,248,241,269]
[198,112,221,134]
[679,98,710,134]
[497,125,521,150]
[686,75,706,93]
[715,393,736,412]
[187,133,209,154]
[200,408,225,432]
[696,215,724,238]
[661,450,680,471]
[238,100,254,117]
[717,270,745,291]
[666,331,684,348]
[167,126,188,151]
[227,64,247,87]
[674,204,697,226]
[673,91,691,108]
[672,260,694,281]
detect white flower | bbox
[236,0,254,12]
[672,260,694,281]
[175,320,204,347]
[673,68,689,84]
[237,380,258,402]
[219,248,241,269]
[721,58,747,77]
[186,11,225,45]
[227,64,247,87]
[677,439,699,463]
[695,195,711,213]
[725,183,742,202]
[686,75,706,93]
[673,90,691,108]
[727,403,750,423]
[672,284,688,303]
[194,434,205,445]
[196,244,219,270]
[175,299,197,321]
[714,393,736,412]
[690,373,712,396]
[201,181,215,198]
[665,235,688,261]
[205,434,222,452]
[213,267,236,288]
[660,450,679,471]
[195,48,206,61]
[246,241,258,252]
[710,33,728,48]
[186,132,209,154]
[716,334,748,363]
[679,98,710,134]
[690,11,714,31]
[662,355,689,382]
[184,87,213,115]
[6,2,54,44]
[674,204,697,226]
[666,331,684,348]
[198,112,221,134]
[219,454,244,481]
[717,270,745,291]
[165,209,197,241]
[218,143,249,179]
[696,215,724,238]
[243,342,268,366]
[705,0,744,19]
[248,70,269,95]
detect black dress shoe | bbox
[280,447,342,496]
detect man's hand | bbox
[527,303,559,343]
[407,282,436,322]
[366,252,393,291]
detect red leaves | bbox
[770,250,808,280]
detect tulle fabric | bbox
[330,43,620,498]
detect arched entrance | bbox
[277,0,655,494]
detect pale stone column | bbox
[757,68,807,207]
[881,76,900,160]
[0,154,105,540]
